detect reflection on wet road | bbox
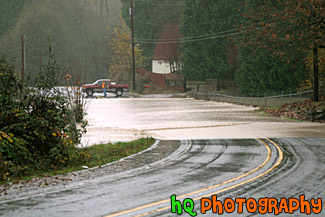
[1,138,324,217]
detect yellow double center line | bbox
[105,138,283,217]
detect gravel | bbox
[0,140,181,200]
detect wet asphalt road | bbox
[1,138,324,217]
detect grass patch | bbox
[1,138,155,184]
[79,137,155,168]
[187,80,206,85]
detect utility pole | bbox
[313,44,319,102]
[130,0,136,90]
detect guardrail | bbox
[191,90,314,107]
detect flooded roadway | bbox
[1,95,324,216]
[81,95,325,146]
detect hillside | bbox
[0,0,122,83]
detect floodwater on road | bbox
[80,96,325,146]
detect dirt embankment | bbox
[262,97,325,123]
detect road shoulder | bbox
[0,140,181,200]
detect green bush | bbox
[0,56,86,181]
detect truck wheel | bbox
[116,89,123,97]
[86,89,94,97]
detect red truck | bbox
[82,79,129,97]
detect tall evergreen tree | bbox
[236,46,306,94]
[181,0,242,81]
[235,0,312,94]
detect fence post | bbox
[230,92,232,103]
[299,88,301,98]
[290,90,292,104]
[257,93,260,107]
[244,94,246,105]
[236,91,238,104]
[250,93,252,106]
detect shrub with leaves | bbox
[0,55,87,181]
[64,73,87,123]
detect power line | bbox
[124,0,245,25]
[136,0,186,6]
[122,0,298,45]
[135,18,280,43]
[125,1,289,33]
[126,13,242,28]
[135,20,290,44]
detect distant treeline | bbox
[0,0,121,84]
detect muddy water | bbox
[80,97,325,146]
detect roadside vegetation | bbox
[0,53,155,184]
[1,138,154,184]
[261,97,325,123]
[0,54,86,182]
[0,54,156,184]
